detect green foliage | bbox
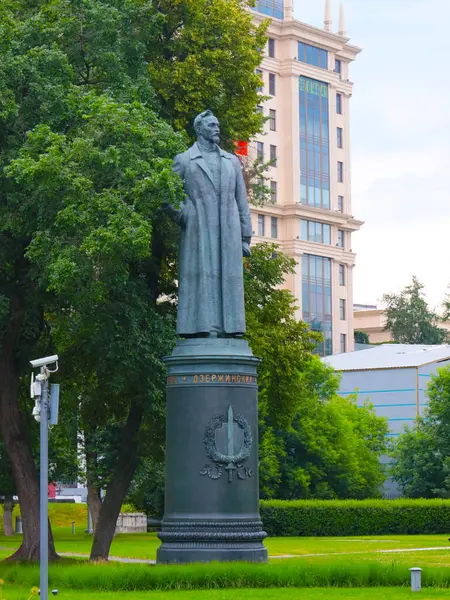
[1,559,450,591]
[145,0,268,144]
[244,244,388,500]
[383,277,447,344]
[354,330,370,345]
[392,366,450,498]
[260,499,450,537]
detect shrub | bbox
[260,499,450,537]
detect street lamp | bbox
[30,355,60,600]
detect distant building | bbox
[247,0,362,355]
[353,306,392,344]
[324,344,450,497]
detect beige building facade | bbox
[247,0,362,355]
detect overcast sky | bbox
[293,0,450,311]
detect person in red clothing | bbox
[48,481,56,499]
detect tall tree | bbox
[392,366,450,498]
[383,277,447,344]
[0,0,268,561]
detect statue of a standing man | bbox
[164,110,252,337]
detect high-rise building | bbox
[247,0,362,355]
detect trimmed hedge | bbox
[260,499,450,537]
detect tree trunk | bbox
[0,359,59,561]
[3,495,14,537]
[90,402,143,561]
[86,480,102,532]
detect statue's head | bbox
[194,110,220,145]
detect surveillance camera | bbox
[30,355,59,369]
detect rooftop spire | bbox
[338,2,346,36]
[284,0,293,20]
[324,0,332,32]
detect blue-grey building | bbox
[324,344,450,496]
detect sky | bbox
[293,0,450,311]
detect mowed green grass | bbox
[2,588,450,600]
[1,531,450,566]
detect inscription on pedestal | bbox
[167,374,257,385]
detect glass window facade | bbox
[334,59,342,74]
[337,229,345,248]
[337,161,344,182]
[257,141,264,161]
[269,73,276,96]
[339,264,345,285]
[271,216,278,239]
[340,333,347,353]
[252,0,283,19]
[268,38,275,58]
[337,127,343,148]
[298,42,328,69]
[270,144,277,166]
[340,298,346,320]
[258,214,265,236]
[338,195,344,212]
[336,92,343,114]
[299,77,330,209]
[269,109,276,131]
[302,254,332,356]
[301,219,331,245]
[270,180,277,202]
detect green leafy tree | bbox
[243,244,388,499]
[354,330,370,345]
[0,0,268,561]
[392,366,450,498]
[383,277,447,344]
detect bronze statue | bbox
[164,110,252,337]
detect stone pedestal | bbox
[156,338,267,564]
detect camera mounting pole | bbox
[30,355,59,600]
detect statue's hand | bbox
[242,242,251,257]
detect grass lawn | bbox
[2,530,450,567]
[2,588,450,600]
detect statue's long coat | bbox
[172,143,252,335]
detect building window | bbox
[298,42,328,69]
[269,73,276,96]
[256,141,264,161]
[301,219,331,245]
[270,144,277,166]
[336,92,343,114]
[270,180,277,202]
[340,333,347,353]
[252,0,283,19]
[302,255,332,356]
[271,216,278,238]
[337,161,344,183]
[269,109,276,131]
[338,195,344,212]
[337,229,345,248]
[256,105,263,114]
[339,264,345,286]
[340,298,346,321]
[334,59,342,74]
[337,127,343,149]
[256,69,263,92]
[258,214,265,236]
[268,38,275,58]
[299,77,330,210]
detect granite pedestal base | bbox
[156,338,267,564]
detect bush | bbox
[260,499,450,536]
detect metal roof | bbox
[323,344,450,372]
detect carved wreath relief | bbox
[200,404,253,483]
